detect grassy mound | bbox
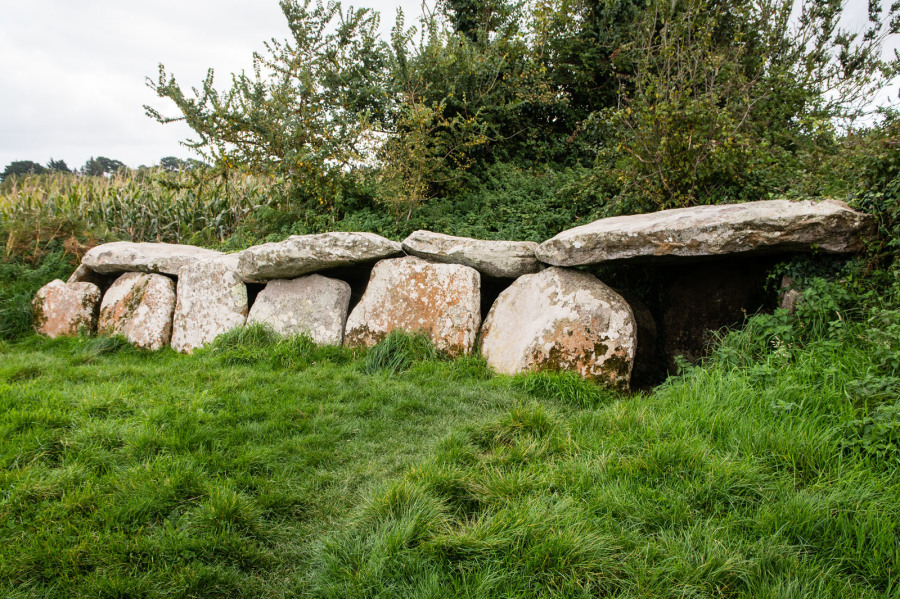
[1,270,899,597]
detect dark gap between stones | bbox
[587,254,782,389]
[96,273,121,296]
[246,282,265,311]
[313,263,378,315]
[479,275,514,323]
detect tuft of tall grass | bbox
[513,370,621,407]
[364,330,445,375]
[70,335,136,364]
[201,322,357,370]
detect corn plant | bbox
[0,169,286,244]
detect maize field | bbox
[0,170,287,244]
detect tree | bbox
[159,156,189,172]
[146,0,392,212]
[145,0,900,220]
[440,0,518,42]
[588,0,900,210]
[82,156,127,176]
[375,96,487,220]
[46,159,71,173]
[1,161,46,181]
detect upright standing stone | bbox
[97,272,176,350]
[479,267,636,388]
[170,260,248,353]
[237,232,403,281]
[247,275,351,345]
[344,256,481,356]
[32,280,101,338]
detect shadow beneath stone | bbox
[589,254,781,387]
[480,275,516,323]
[313,263,378,315]
[245,282,266,311]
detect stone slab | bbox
[97,272,176,350]
[479,267,636,388]
[402,230,541,278]
[344,256,481,356]
[82,242,223,276]
[32,280,101,338]
[170,260,248,353]
[536,199,875,266]
[237,232,403,281]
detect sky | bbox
[0,0,897,172]
[0,0,424,171]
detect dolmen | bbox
[33,199,875,389]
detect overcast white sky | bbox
[0,0,424,170]
[0,0,897,171]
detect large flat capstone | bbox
[247,275,351,345]
[32,280,101,338]
[98,272,176,350]
[237,232,403,281]
[479,267,636,388]
[344,256,481,356]
[170,260,248,353]
[401,230,541,279]
[82,242,224,276]
[536,199,875,266]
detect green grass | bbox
[1,288,899,597]
[308,311,900,598]
[0,331,518,597]
[0,250,75,341]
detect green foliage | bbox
[147,0,389,216]
[0,251,74,341]
[158,156,199,173]
[0,169,281,245]
[46,158,70,173]
[581,0,900,211]
[0,160,46,182]
[853,115,900,267]
[82,156,127,176]
[374,97,487,221]
[145,0,899,221]
[364,330,444,375]
[840,400,900,461]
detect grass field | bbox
[1,291,899,598]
